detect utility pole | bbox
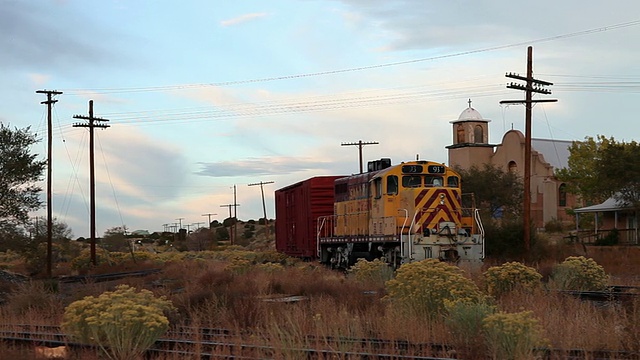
[36,90,62,278]
[233,185,238,245]
[341,140,379,174]
[192,222,204,230]
[202,213,217,229]
[500,46,557,256]
[248,181,274,238]
[73,100,109,266]
[220,203,240,244]
[176,217,184,230]
[162,223,169,232]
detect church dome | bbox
[458,107,484,121]
[450,100,491,123]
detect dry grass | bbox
[0,245,639,359]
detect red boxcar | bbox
[275,176,343,259]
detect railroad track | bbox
[57,268,162,283]
[1,324,638,360]
[556,285,640,305]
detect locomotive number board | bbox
[401,164,446,174]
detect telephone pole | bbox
[73,100,109,266]
[248,181,274,238]
[341,140,379,174]
[202,213,217,229]
[220,203,240,244]
[500,46,557,256]
[36,89,62,278]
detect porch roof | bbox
[574,196,632,213]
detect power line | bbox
[59,19,640,95]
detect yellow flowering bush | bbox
[483,311,546,360]
[255,262,285,273]
[62,284,175,360]
[550,256,609,291]
[483,262,542,298]
[384,259,482,319]
[225,257,253,274]
[348,258,394,287]
[70,247,112,270]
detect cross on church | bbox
[468,98,472,108]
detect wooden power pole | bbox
[36,89,62,278]
[248,181,274,238]
[341,140,379,174]
[220,203,240,244]
[500,46,557,256]
[73,100,110,266]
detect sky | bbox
[2,0,640,238]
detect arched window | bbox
[456,124,465,144]
[474,125,483,143]
[508,161,517,173]
[559,183,567,207]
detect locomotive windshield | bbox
[402,175,422,188]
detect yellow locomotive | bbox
[316,158,484,269]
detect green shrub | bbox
[445,299,496,354]
[544,218,564,233]
[62,284,175,360]
[384,259,482,320]
[483,311,547,360]
[348,258,394,287]
[550,256,609,291]
[483,262,542,298]
[594,228,619,246]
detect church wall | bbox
[449,146,493,170]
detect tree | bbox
[101,226,130,252]
[456,163,524,220]
[598,140,640,208]
[0,124,46,225]
[556,135,640,208]
[555,135,613,205]
[22,217,77,274]
[456,164,528,259]
[185,228,216,251]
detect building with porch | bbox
[574,196,639,244]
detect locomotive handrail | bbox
[408,210,421,262]
[474,208,485,260]
[399,209,408,260]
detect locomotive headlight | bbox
[439,193,445,205]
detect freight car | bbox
[275,159,485,269]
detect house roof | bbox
[574,196,632,213]
[531,138,572,170]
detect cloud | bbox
[196,156,334,177]
[0,2,125,72]
[220,12,269,27]
[28,73,51,86]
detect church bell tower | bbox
[446,100,495,169]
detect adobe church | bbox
[446,101,576,228]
